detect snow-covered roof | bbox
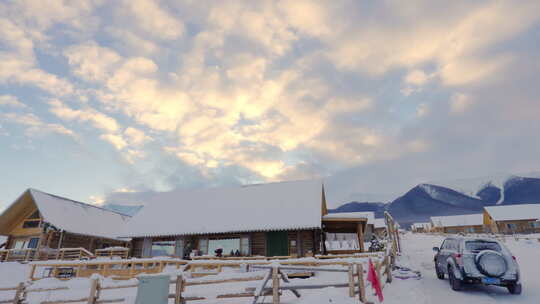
[374,218,386,229]
[411,222,431,229]
[29,189,130,240]
[323,212,375,224]
[123,180,324,238]
[484,204,540,221]
[430,214,483,228]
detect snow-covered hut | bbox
[483,204,540,234]
[122,180,369,258]
[430,214,484,234]
[411,222,431,233]
[0,189,130,260]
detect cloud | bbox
[0,95,28,108]
[0,112,75,138]
[100,133,127,150]
[119,0,184,40]
[404,69,430,86]
[64,42,122,82]
[48,99,119,132]
[450,93,473,114]
[124,127,152,146]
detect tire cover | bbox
[475,250,507,278]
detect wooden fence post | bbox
[175,274,185,304]
[348,264,355,297]
[385,256,393,283]
[12,282,24,304]
[272,266,280,304]
[356,263,367,303]
[87,277,99,304]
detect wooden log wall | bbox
[250,232,266,256]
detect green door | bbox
[266,231,288,256]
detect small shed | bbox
[483,204,540,234]
[430,214,484,234]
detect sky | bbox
[1,0,540,210]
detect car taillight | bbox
[454,253,462,264]
[512,256,517,261]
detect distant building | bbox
[430,214,484,234]
[483,204,540,234]
[411,222,431,233]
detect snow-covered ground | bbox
[1,234,539,303]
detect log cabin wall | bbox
[287,231,298,256]
[250,232,266,256]
[299,230,315,256]
[495,220,540,234]
[131,238,144,258]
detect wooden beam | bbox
[357,223,365,252]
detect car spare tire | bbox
[475,250,507,278]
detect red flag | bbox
[367,259,384,302]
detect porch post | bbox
[357,223,365,252]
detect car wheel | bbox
[435,263,445,279]
[448,266,462,291]
[507,283,522,295]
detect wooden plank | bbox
[175,274,184,304]
[252,265,348,273]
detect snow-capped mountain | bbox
[330,173,540,228]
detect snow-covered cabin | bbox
[430,214,484,234]
[411,222,431,233]
[122,180,370,258]
[483,204,540,234]
[0,189,130,260]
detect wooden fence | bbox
[0,252,394,304]
[29,259,187,281]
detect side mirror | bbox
[432,247,440,252]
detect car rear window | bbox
[465,241,501,252]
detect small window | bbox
[23,220,40,229]
[507,223,517,230]
[151,241,175,256]
[530,222,540,228]
[27,238,39,249]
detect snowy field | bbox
[1,233,539,303]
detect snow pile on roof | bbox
[123,180,324,238]
[30,189,130,240]
[411,222,431,230]
[323,212,375,224]
[374,218,386,229]
[484,204,540,221]
[430,214,483,228]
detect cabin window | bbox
[208,238,241,256]
[27,238,39,249]
[22,220,40,229]
[151,241,175,256]
[530,222,540,228]
[507,223,517,230]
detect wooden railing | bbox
[94,247,129,259]
[0,248,95,263]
